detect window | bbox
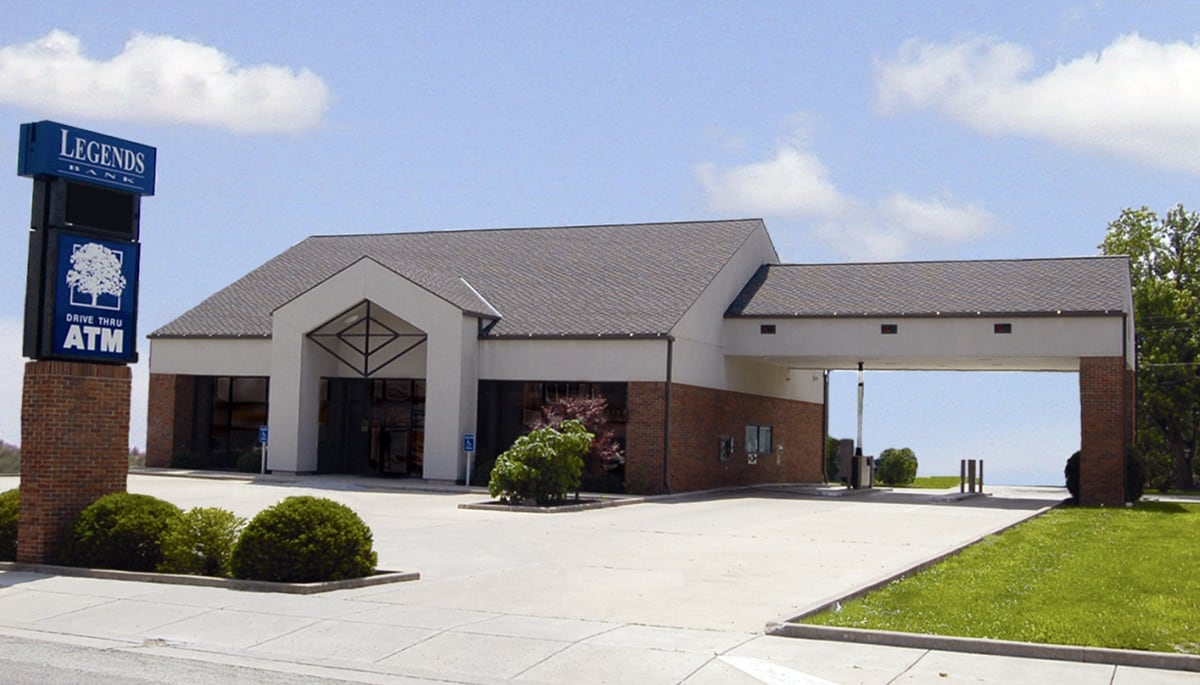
[189,376,269,469]
[881,324,898,335]
[760,324,777,335]
[744,424,773,454]
[994,323,1012,334]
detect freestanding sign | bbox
[20,121,153,364]
[18,120,156,195]
[48,231,140,363]
[15,120,156,564]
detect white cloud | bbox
[696,145,847,218]
[877,33,1200,173]
[697,142,999,260]
[0,30,330,134]
[878,193,995,242]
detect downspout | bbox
[663,335,674,494]
[1123,311,1135,449]
[856,361,864,457]
[822,370,830,483]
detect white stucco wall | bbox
[723,315,1128,371]
[267,258,478,480]
[477,338,668,381]
[311,307,429,378]
[670,222,778,373]
[148,338,272,376]
[658,223,823,402]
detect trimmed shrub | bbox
[1125,447,1146,503]
[61,493,182,571]
[236,449,263,473]
[0,489,18,561]
[230,496,376,582]
[489,419,593,505]
[876,447,918,486]
[824,436,840,482]
[158,507,246,578]
[1065,450,1081,502]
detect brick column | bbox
[625,382,667,494]
[1079,356,1131,506]
[146,373,195,467]
[18,360,130,563]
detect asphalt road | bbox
[0,634,368,685]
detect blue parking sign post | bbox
[258,425,268,474]
[463,433,476,487]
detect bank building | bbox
[145,219,1135,504]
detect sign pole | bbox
[463,433,476,488]
[259,425,269,475]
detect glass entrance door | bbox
[318,378,425,476]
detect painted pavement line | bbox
[719,655,840,685]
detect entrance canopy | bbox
[723,255,1136,506]
[723,256,1134,372]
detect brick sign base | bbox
[18,360,130,564]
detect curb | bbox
[458,496,645,513]
[764,498,1200,673]
[765,622,1200,673]
[0,561,419,595]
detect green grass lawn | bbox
[802,502,1200,654]
[894,476,961,489]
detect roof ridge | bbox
[770,254,1129,268]
[306,217,764,240]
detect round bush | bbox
[876,447,918,485]
[236,450,263,473]
[61,493,182,571]
[1125,448,1145,503]
[1065,450,1081,502]
[0,489,18,561]
[158,507,245,578]
[230,496,376,582]
[488,420,593,505]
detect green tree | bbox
[489,420,592,505]
[825,436,841,482]
[1101,205,1200,490]
[876,447,918,485]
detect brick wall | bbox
[1079,356,1131,506]
[626,381,824,494]
[626,382,667,493]
[18,360,130,563]
[145,373,195,467]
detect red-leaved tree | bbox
[532,396,623,477]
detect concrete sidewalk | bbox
[0,473,1196,683]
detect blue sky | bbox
[1,2,1197,485]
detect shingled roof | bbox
[726,256,1132,318]
[151,219,767,339]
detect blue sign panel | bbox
[259,426,269,444]
[18,121,156,195]
[463,434,476,452]
[50,231,139,363]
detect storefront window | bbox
[185,376,269,470]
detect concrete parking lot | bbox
[2,473,1194,683]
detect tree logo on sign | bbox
[66,242,126,310]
